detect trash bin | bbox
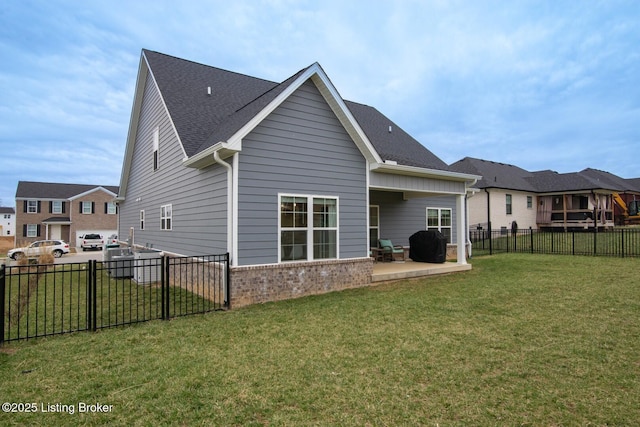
[409,230,447,263]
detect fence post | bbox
[86,260,92,331]
[488,222,493,255]
[1,265,5,345]
[91,260,97,332]
[621,228,625,258]
[225,252,230,309]
[530,227,534,254]
[162,256,169,320]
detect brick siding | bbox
[229,258,373,308]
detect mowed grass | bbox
[1,254,638,425]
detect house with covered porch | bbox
[116,50,479,307]
[451,157,623,232]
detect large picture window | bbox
[280,195,338,262]
[427,208,452,243]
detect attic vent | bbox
[207,86,212,96]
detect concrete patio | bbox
[371,259,472,282]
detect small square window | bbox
[27,224,37,237]
[27,200,38,213]
[82,201,93,214]
[52,201,63,214]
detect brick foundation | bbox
[230,257,373,308]
[446,244,470,260]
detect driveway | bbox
[2,249,106,267]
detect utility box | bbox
[110,254,134,278]
[133,250,162,284]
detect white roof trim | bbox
[223,63,382,164]
[370,162,481,183]
[118,51,188,200]
[68,186,117,200]
[182,142,240,169]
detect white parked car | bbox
[8,240,70,260]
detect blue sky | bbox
[1,0,639,206]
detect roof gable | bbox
[139,50,453,172]
[16,181,118,200]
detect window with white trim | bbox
[140,210,145,230]
[160,204,172,230]
[280,195,338,262]
[106,202,117,215]
[81,201,93,214]
[427,208,452,243]
[52,201,63,214]
[152,127,159,171]
[27,224,38,237]
[506,194,512,215]
[527,196,533,209]
[369,205,379,247]
[27,200,38,213]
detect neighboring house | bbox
[581,168,640,225]
[451,157,629,231]
[0,207,16,236]
[450,158,538,231]
[15,181,119,248]
[116,50,479,307]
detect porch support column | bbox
[456,194,467,265]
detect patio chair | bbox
[378,238,405,262]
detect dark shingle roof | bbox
[450,157,630,193]
[625,178,640,192]
[346,101,448,170]
[525,171,616,192]
[449,157,536,191]
[0,207,15,214]
[143,50,450,171]
[144,50,279,158]
[15,181,119,199]
[581,168,640,193]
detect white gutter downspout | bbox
[466,177,478,260]
[213,151,235,267]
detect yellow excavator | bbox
[613,193,640,225]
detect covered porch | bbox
[371,259,471,282]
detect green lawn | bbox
[1,254,638,425]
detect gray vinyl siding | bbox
[236,80,368,266]
[370,172,466,194]
[370,190,457,247]
[119,75,228,255]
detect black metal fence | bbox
[1,253,229,344]
[470,228,640,258]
